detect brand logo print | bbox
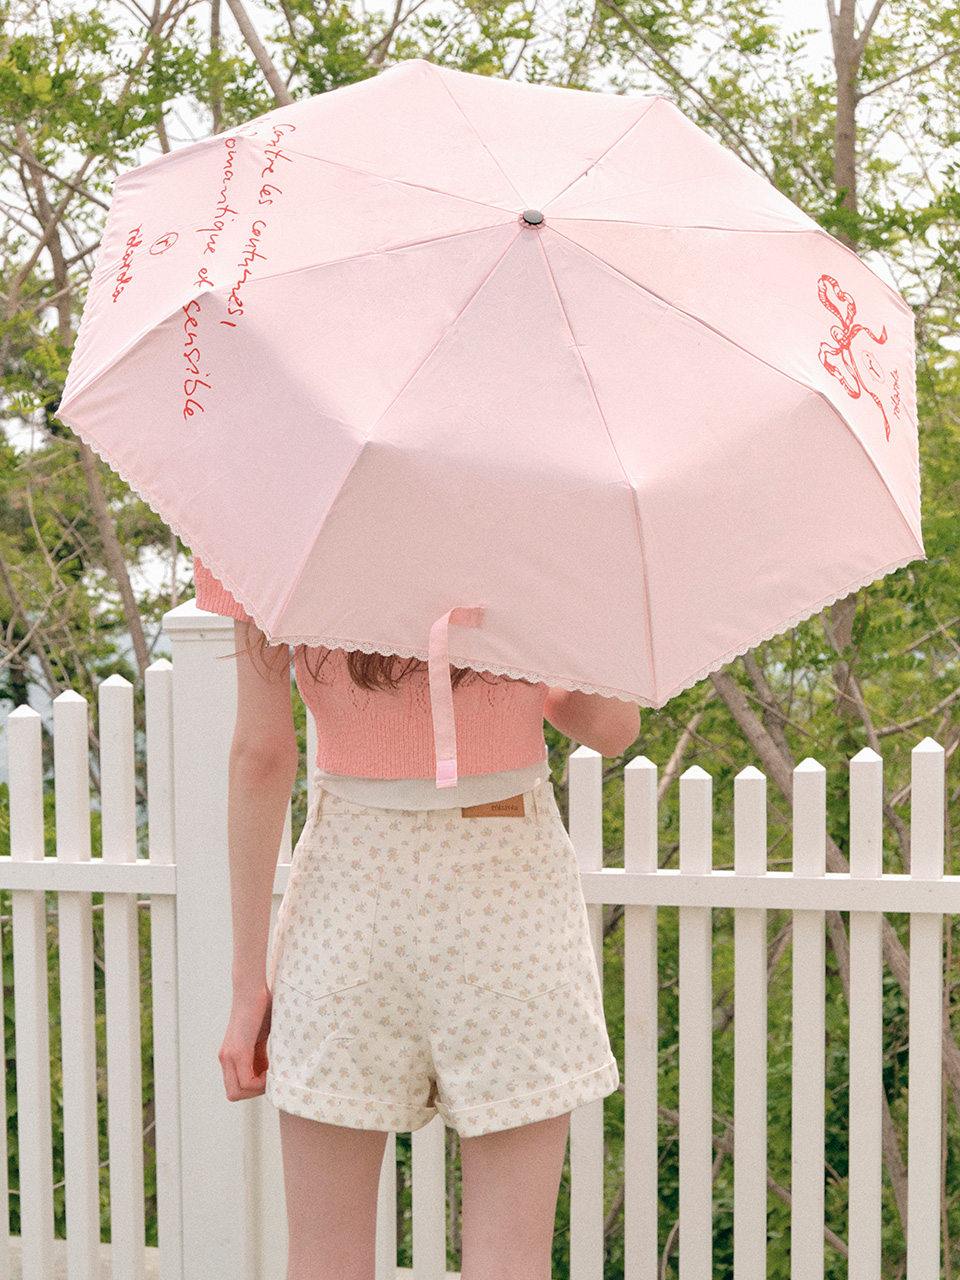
[150,232,179,255]
[862,350,885,383]
[817,275,891,440]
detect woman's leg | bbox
[459,1111,571,1280]
[279,1111,389,1280]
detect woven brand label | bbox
[461,794,525,818]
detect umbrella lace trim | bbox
[68,423,921,706]
[270,548,921,704]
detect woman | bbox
[202,559,639,1280]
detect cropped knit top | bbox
[193,558,551,807]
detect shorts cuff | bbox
[445,1058,621,1138]
[266,1073,438,1132]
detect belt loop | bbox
[531,784,541,822]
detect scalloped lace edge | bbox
[270,551,922,705]
[64,418,922,707]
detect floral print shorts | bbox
[265,776,620,1137]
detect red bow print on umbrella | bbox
[817,274,891,440]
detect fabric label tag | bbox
[461,794,525,818]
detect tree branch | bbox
[858,43,960,99]
[594,0,775,182]
[853,0,887,63]
[223,0,295,105]
[365,0,404,66]
[656,1104,849,1256]
[0,553,62,694]
[657,688,715,804]
[0,139,110,211]
[14,128,153,681]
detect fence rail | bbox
[0,600,951,1279]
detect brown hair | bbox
[298,643,494,691]
[242,626,499,691]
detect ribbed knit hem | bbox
[193,557,249,620]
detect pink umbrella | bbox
[58,58,922,784]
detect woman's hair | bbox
[298,642,493,691]
[247,626,499,691]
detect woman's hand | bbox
[219,982,273,1101]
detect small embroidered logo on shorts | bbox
[462,794,525,818]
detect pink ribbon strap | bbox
[428,606,484,788]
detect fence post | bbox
[568,745,606,1280]
[907,737,945,1279]
[8,707,55,1280]
[145,658,184,1280]
[623,756,658,1280]
[733,765,768,1280]
[678,764,713,1280]
[790,758,826,1280]
[162,600,285,1280]
[848,746,884,1280]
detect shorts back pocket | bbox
[456,870,578,1001]
[275,865,382,1001]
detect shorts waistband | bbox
[308,776,552,826]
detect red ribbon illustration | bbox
[817,275,890,440]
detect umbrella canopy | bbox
[59,58,922,715]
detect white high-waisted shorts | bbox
[265,775,620,1138]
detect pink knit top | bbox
[193,558,549,780]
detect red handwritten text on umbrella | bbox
[182,299,209,419]
[200,137,238,257]
[222,220,267,324]
[817,274,891,441]
[258,123,295,206]
[111,225,142,303]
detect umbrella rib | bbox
[544,220,922,594]
[60,223,518,407]
[533,230,659,699]
[429,64,525,208]
[546,221,872,396]
[272,227,525,627]
[253,141,523,220]
[541,96,659,212]
[361,228,523,442]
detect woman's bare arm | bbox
[228,619,300,990]
[543,687,640,758]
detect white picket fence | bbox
[0,599,951,1279]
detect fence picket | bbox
[54,691,102,1280]
[733,766,767,1280]
[679,765,713,1280]
[623,756,659,1280]
[568,746,606,1280]
[907,737,945,1279]
[99,676,147,1280]
[145,659,184,1280]
[0,912,7,1280]
[790,758,827,1280]
[8,707,55,1280]
[375,1131,398,1280]
[3,619,956,1280]
[412,1117,446,1278]
[848,747,884,1280]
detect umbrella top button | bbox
[520,209,545,226]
